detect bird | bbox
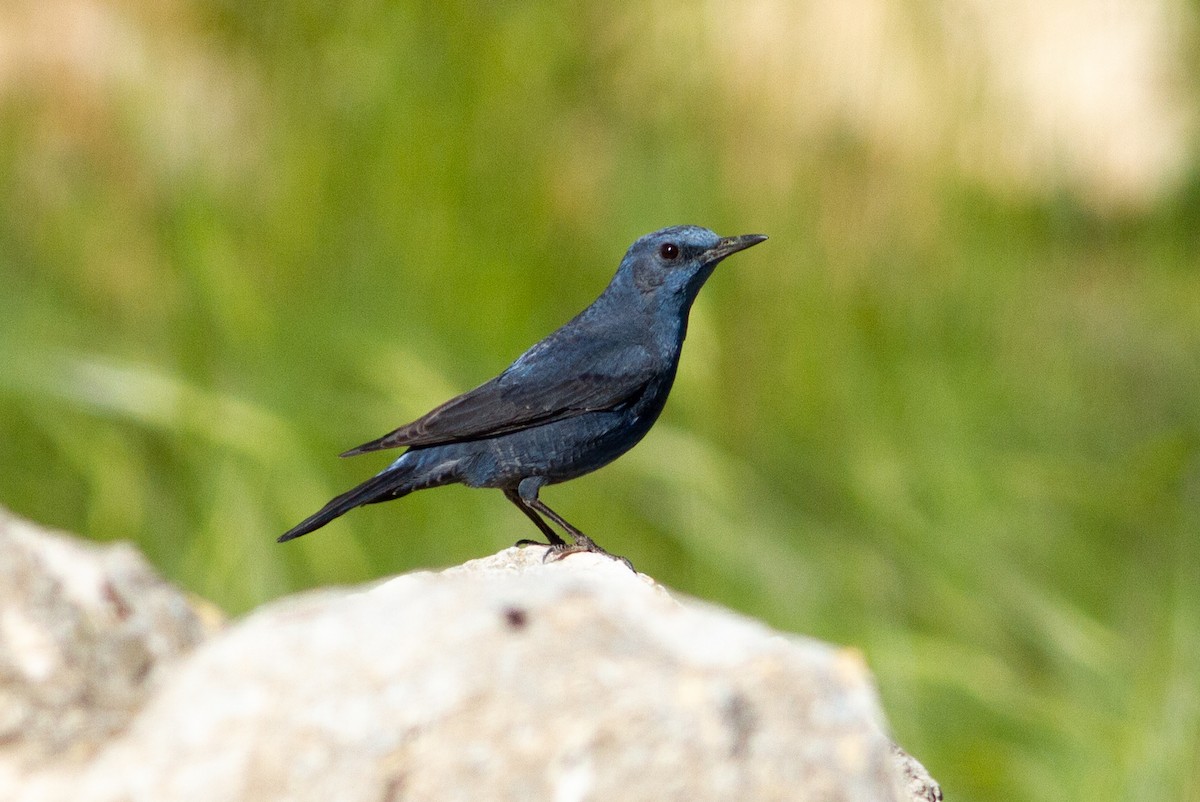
[278,225,767,567]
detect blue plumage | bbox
[279,225,767,566]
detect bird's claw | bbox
[541,535,636,573]
[514,536,565,548]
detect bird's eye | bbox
[660,242,680,260]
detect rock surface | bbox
[1,507,940,801]
[0,508,210,780]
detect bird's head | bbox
[620,225,767,307]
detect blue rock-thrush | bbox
[279,226,767,566]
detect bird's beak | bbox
[704,233,768,264]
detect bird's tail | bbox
[277,466,414,543]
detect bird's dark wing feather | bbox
[341,336,658,455]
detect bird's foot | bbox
[543,533,636,573]
[514,536,565,548]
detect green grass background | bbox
[1,3,1198,800]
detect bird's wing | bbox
[341,336,659,455]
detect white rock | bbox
[2,508,938,801]
[0,507,209,790]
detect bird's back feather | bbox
[342,332,661,455]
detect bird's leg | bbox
[504,488,567,547]
[510,478,635,571]
[525,496,636,573]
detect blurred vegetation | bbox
[2,2,1199,800]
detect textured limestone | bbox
[1,508,939,801]
[0,508,210,784]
